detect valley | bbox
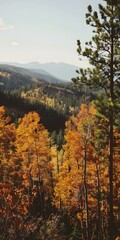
[0,63,92,132]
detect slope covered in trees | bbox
[0,0,119,239]
[0,68,96,132]
[0,89,67,132]
[0,102,119,240]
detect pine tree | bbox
[72,1,120,239]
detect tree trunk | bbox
[109,114,114,240]
[83,143,89,240]
[95,158,101,240]
[109,5,114,238]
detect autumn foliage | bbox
[0,107,53,239]
[0,104,119,240]
[54,103,119,239]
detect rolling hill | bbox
[0,61,79,81]
[0,64,64,90]
[0,63,96,132]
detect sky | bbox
[0,0,102,67]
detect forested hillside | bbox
[0,0,120,240]
[0,103,119,240]
[0,64,96,131]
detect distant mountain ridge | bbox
[0,64,63,85]
[0,61,79,81]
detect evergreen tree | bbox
[72,1,120,239]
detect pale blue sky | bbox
[0,0,102,67]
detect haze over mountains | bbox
[0,64,63,85]
[0,61,79,82]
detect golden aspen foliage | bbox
[15,111,53,207]
[54,103,97,213]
